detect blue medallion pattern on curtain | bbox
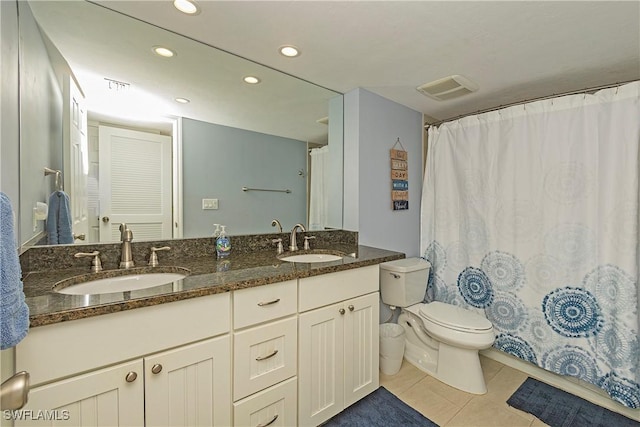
[419,82,640,409]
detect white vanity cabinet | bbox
[297,266,380,426]
[16,293,232,426]
[16,261,388,427]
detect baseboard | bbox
[481,348,640,422]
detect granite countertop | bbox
[22,244,404,327]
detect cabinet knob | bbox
[125,372,137,383]
[348,305,355,312]
[339,308,345,315]
[151,364,163,374]
[102,216,110,223]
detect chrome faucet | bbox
[119,223,135,269]
[289,223,306,251]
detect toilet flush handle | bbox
[389,272,401,279]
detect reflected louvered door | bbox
[98,125,172,242]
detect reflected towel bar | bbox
[242,187,291,194]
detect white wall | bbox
[343,88,423,257]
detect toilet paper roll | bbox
[34,202,48,220]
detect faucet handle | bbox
[272,238,284,255]
[303,236,316,250]
[74,251,103,272]
[149,246,170,267]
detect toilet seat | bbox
[407,301,492,333]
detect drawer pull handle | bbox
[339,308,345,315]
[257,298,281,307]
[257,414,278,427]
[125,372,137,383]
[151,364,163,374]
[348,305,355,311]
[255,349,278,361]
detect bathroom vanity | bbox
[15,233,403,426]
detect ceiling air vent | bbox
[416,75,478,101]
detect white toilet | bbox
[380,258,495,394]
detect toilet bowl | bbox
[399,302,494,394]
[379,258,495,394]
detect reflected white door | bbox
[63,77,89,242]
[98,125,172,242]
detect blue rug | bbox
[507,378,639,427]
[323,386,439,426]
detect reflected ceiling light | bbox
[173,0,200,15]
[175,97,190,104]
[279,45,300,58]
[243,76,261,84]
[152,46,176,58]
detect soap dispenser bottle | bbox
[216,225,231,258]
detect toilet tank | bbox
[379,258,431,307]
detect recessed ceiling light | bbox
[175,97,190,104]
[279,45,300,58]
[173,0,200,15]
[152,46,176,58]
[243,76,261,84]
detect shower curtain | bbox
[420,82,640,408]
[308,146,329,230]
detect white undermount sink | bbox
[279,253,343,263]
[56,272,187,295]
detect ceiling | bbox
[92,0,640,124]
[35,0,640,141]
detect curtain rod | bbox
[425,79,638,128]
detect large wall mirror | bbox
[18,0,344,249]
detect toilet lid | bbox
[418,301,493,332]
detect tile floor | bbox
[379,356,550,427]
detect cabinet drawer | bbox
[233,377,297,427]
[234,317,297,401]
[299,265,379,312]
[234,280,297,329]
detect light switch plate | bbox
[202,198,219,210]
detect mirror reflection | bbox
[18,0,344,248]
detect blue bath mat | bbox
[323,386,439,426]
[507,378,639,427]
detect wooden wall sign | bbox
[390,138,408,210]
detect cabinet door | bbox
[343,292,380,407]
[298,303,344,427]
[16,360,143,426]
[145,336,231,427]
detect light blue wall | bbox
[17,2,63,246]
[1,0,20,204]
[344,88,423,257]
[182,118,308,236]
